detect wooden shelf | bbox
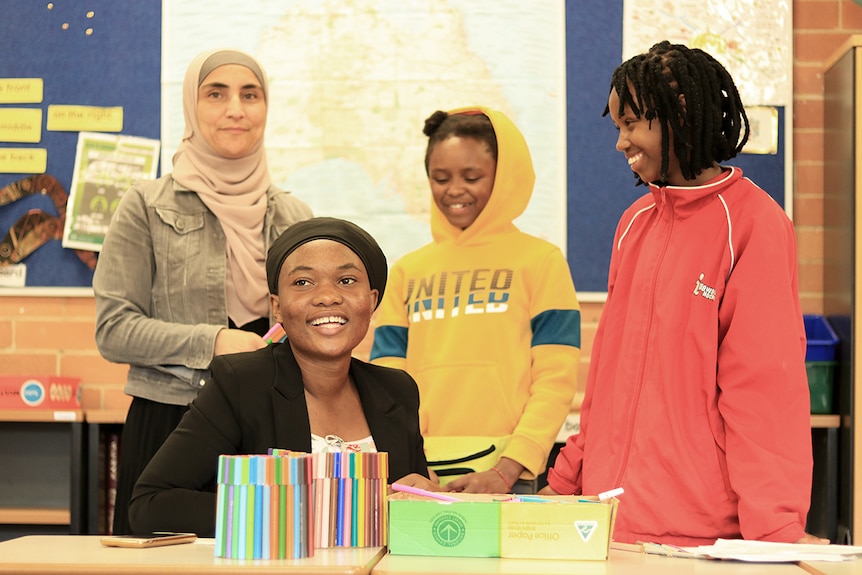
[811,414,840,429]
[0,416,86,534]
[84,409,127,424]
[0,409,83,423]
[824,37,862,542]
[0,507,70,525]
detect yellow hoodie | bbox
[370,106,580,479]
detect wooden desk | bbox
[0,535,386,575]
[799,561,862,575]
[371,549,811,574]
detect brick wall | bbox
[794,0,862,312]
[1,0,860,414]
[0,295,130,412]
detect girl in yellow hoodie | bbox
[370,107,580,493]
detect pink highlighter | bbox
[391,483,462,502]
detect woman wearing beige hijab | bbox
[94,48,312,535]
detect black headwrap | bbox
[266,217,388,308]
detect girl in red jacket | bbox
[541,40,827,546]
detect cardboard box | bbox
[387,493,618,560]
[0,375,81,409]
[500,496,618,560]
[388,493,500,557]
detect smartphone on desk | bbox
[100,532,197,548]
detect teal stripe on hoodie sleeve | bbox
[531,309,580,348]
[369,325,409,361]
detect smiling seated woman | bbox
[128,217,437,537]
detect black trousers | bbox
[111,397,189,535]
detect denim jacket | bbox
[93,175,313,406]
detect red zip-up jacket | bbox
[549,167,812,545]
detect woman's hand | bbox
[214,328,266,356]
[388,473,442,494]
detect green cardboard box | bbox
[387,493,619,560]
[387,493,501,557]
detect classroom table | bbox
[0,535,386,575]
[798,561,862,575]
[371,548,814,575]
[2,535,855,575]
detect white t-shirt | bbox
[310,433,377,454]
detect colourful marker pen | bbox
[262,323,285,344]
[391,483,462,502]
[598,487,624,500]
[513,495,555,503]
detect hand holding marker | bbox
[262,323,285,344]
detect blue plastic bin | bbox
[804,314,840,361]
[803,315,839,414]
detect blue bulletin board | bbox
[0,1,160,288]
[0,1,785,291]
[566,0,787,295]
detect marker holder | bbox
[215,453,313,560]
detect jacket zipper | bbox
[615,186,673,487]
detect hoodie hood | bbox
[429,106,535,244]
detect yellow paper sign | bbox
[0,78,43,104]
[47,105,123,132]
[0,109,42,143]
[0,148,48,173]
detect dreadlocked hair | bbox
[423,110,498,174]
[603,40,750,185]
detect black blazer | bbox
[129,343,428,536]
